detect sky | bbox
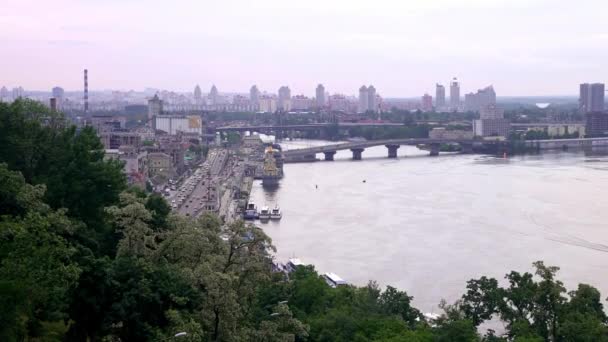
[1,0,607,97]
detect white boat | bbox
[259,206,270,220]
[243,201,258,220]
[323,272,348,288]
[270,205,282,220]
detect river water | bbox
[250,140,608,313]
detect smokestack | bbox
[84,69,89,113]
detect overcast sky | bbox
[2,0,607,97]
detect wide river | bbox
[250,140,608,313]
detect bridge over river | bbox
[282,137,608,162]
[282,138,485,162]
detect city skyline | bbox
[2,0,608,96]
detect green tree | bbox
[432,300,479,342]
[0,165,80,340]
[460,276,500,326]
[0,99,126,255]
[145,193,172,231]
[106,192,156,257]
[378,285,422,327]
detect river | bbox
[249,140,608,314]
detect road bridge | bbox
[283,137,608,162]
[282,138,488,162]
[214,122,405,132]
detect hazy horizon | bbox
[2,0,607,97]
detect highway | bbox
[172,149,228,217]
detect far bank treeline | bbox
[1,99,607,341]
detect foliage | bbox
[460,262,608,341]
[0,164,80,340]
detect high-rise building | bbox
[148,94,163,126]
[368,85,377,112]
[51,86,64,109]
[12,86,24,100]
[450,78,460,110]
[464,93,475,111]
[250,85,260,106]
[585,112,608,137]
[435,84,446,109]
[52,86,64,99]
[358,85,369,113]
[291,95,313,111]
[316,84,326,108]
[465,85,496,112]
[194,85,202,101]
[84,69,89,113]
[477,86,496,108]
[49,98,57,111]
[208,85,219,105]
[328,94,352,113]
[259,96,277,113]
[585,83,604,113]
[278,86,291,111]
[580,84,589,113]
[422,94,433,112]
[1,86,9,102]
[579,83,605,113]
[474,104,509,137]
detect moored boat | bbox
[259,206,270,220]
[243,201,258,220]
[270,205,282,220]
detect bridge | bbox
[282,137,608,162]
[282,138,486,162]
[214,122,405,132]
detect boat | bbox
[243,201,258,220]
[259,206,270,220]
[270,205,282,220]
[322,272,348,288]
[262,146,281,188]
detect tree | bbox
[379,285,421,327]
[106,192,155,258]
[460,276,500,326]
[459,261,608,341]
[0,164,80,340]
[0,100,126,255]
[248,303,309,342]
[557,284,608,341]
[432,300,479,342]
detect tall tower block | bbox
[84,69,89,113]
